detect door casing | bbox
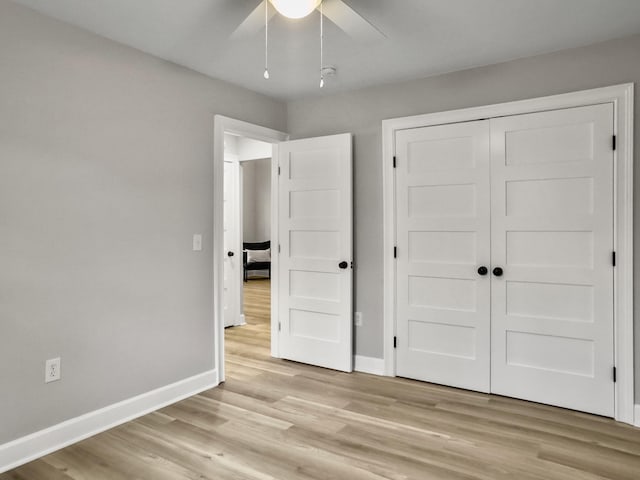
[382,84,635,424]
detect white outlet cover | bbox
[45,357,61,383]
[354,312,363,327]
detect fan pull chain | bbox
[319,1,324,88]
[264,0,270,79]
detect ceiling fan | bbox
[231,0,385,42]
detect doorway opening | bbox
[223,133,274,364]
[214,115,354,383]
[213,116,288,383]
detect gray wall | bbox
[253,159,272,242]
[0,0,286,444]
[242,161,258,242]
[242,159,271,243]
[287,34,640,398]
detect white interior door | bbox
[395,121,492,392]
[223,159,241,328]
[490,104,615,416]
[278,133,353,372]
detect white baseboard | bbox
[634,404,640,428]
[354,355,385,376]
[0,369,218,474]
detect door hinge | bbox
[613,366,617,383]
[278,322,281,332]
[393,336,397,349]
[393,156,397,168]
[394,246,397,258]
[278,244,281,253]
[278,166,281,175]
[612,251,616,267]
[612,135,617,151]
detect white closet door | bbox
[278,134,353,372]
[396,121,491,392]
[490,104,615,416]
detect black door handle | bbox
[493,267,503,277]
[477,266,488,276]
[338,261,348,269]
[227,251,234,257]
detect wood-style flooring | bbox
[3,277,640,479]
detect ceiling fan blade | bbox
[321,0,386,42]
[231,1,276,40]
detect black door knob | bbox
[227,251,234,257]
[338,261,348,269]
[477,266,488,276]
[493,267,504,277]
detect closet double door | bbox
[395,103,615,417]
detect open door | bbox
[223,160,241,327]
[277,134,353,372]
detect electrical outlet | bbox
[45,357,61,383]
[354,312,363,327]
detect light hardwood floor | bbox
[4,278,640,479]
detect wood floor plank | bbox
[3,278,639,480]
[1,461,76,480]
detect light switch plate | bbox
[193,234,203,251]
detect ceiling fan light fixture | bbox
[269,0,322,19]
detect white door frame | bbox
[382,84,634,424]
[213,115,289,383]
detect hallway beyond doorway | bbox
[225,279,270,360]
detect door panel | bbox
[396,121,492,392]
[223,160,240,327]
[490,103,614,416]
[278,134,353,372]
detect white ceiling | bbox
[11,0,640,100]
